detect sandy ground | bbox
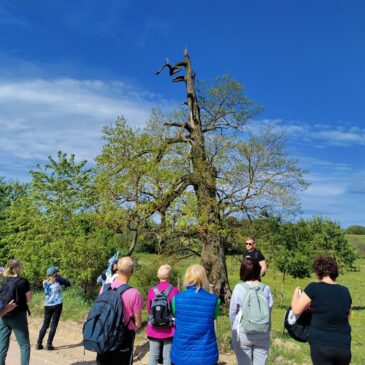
[6,317,234,365]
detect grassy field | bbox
[29,235,365,365]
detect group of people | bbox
[0,235,353,365]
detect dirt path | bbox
[7,317,234,364]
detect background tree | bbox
[1,153,116,297]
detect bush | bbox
[346,225,365,235]
[133,255,180,297]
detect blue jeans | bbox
[232,330,270,365]
[149,338,172,365]
[0,311,30,365]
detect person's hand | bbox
[294,287,302,298]
[5,300,17,313]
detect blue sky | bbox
[0,0,364,227]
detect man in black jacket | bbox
[243,236,267,277]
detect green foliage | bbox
[133,255,180,297]
[0,153,120,298]
[346,234,365,258]
[346,225,365,235]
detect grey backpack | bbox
[148,284,174,328]
[238,282,270,334]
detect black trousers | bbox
[96,331,135,365]
[310,345,351,365]
[37,303,63,345]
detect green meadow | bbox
[30,235,365,365]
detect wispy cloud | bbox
[259,119,365,147]
[0,77,166,179]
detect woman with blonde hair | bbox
[146,264,179,365]
[0,260,32,365]
[170,264,220,365]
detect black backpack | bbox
[0,277,20,318]
[148,284,174,328]
[83,283,131,353]
[284,307,312,342]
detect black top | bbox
[243,248,265,262]
[304,282,352,348]
[3,277,30,314]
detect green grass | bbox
[29,252,365,365]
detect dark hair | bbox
[240,257,261,281]
[312,254,339,280]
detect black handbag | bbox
[284,307,312,342]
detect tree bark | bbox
[182,50,231,302]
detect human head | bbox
[157,264,171,281]
[46,266,59,276]
[117,256,135,277]
[183,264,209,290]
[245,236,256,252]
[240,257,261,281]
[3,259,22,277]
[312,254,338,281]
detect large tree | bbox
[96,50,307,301]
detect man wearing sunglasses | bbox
[243,237,267,277]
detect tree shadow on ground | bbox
[55,342,83,350]
[133,341,149,361]
[352,306,365,311]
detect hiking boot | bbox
[46,345,55,351]
[35,344,43,350]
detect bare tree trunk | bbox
[183,50,231,302]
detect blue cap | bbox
[46,266,59,276]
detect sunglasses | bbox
[245,242,254,245]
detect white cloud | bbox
[0,77,167,179]
[259,119,365,146]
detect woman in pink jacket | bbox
[147,264,179,365]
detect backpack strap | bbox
[152,286,161,296]
[164,284,174,297]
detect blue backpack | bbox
[83,283,131,353]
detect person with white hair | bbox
[147,264,179,365]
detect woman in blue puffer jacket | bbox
[171,264,220,365]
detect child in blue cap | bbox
[35,267,71,350]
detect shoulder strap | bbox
[152,285,161,296]
[115,284,131,296]
[164,284,174,297]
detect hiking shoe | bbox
[35,344,43,350]
[46,345,55,351]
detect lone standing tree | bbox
[156,49,231,300]
[97,49,306,303]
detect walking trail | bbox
[7,317,234,364]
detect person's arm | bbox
[229,286,239,325]
[259,260,267,276]
[172,296,176,315]
[133,310,142,332]
[25,291,33,303]
[214,298,221,319]
[56,276,71,287]
[291,287,311,316]
[0,300,17,317]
